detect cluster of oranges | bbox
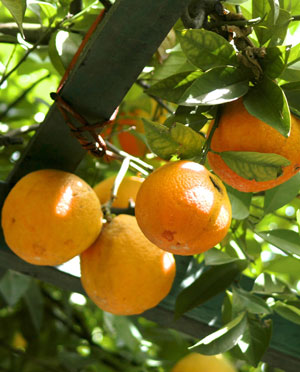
[2,98,300,318]
[1,160,231,316]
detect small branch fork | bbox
[200,104,222,165]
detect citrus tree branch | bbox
[0,73,51,121]
[200,104,222,165]
[0,19,67,86]
[137,79,174,114]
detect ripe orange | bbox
[171,353,236,372]
[207,98,300,192]
[135,161,232,256]
[1,169,102,266]
[117,110,148,157]
[80,214,176,315]
[93,175,144,208]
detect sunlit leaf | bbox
[260,46,290,79]
[178,29,238,70]
[264,173,300,214]
[179,66,249,106]
[256,229,300,256]
[232,287,272,315]
[281,81,300,114]
[1,0,26,36]
[190,312,247,354]
[274,301,300,325]
[234,315,272,367]
[226,185,252,220]
[252,273,291,295]
[143,119,205,160]
[220,151,290,182]
[147,71,202,103]
[174,260,247,319]
[243,77,291,137]
[204,248,240,266]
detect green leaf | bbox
[178,29,238,71]
[147,71,202,103]
[255,229,300,256]
[174,260,247,319]
[204,248,240,266]
[252,273,291,295]
[220,151,290,182]
[167,106,208,132]
[264,173,300,214]
[268,9,291,47]
[281,81,300,114]
[232,287,272,315]
[264,255,300,278]
[152,51,196,80]
[190,312,247,354]
[179,66,249,106]
[234,315,273,367]
[49,30,83,75]
[260,46,290,79]
[253,3,290,47]
[243,77,291,137]
[143,119,205,160]
[253,0,272,45]
[0,270,31,307]
[24,281,44,332]
[286,43,300,66]
[1,0,26,36]
[274,301,300,325]
[226,185,252,220]
[279,0,300,14]
[49,31,66,76]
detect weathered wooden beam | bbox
[5,0,190,189]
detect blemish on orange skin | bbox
[162,230,176,242]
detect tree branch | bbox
[137,79,174,114]
[0,73,51,121]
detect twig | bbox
[1,44,17,83]
[137,80,174,114]
[200,105,222,165]
[0,124,39,146]
[110,157,130,208]
[291,15,300,21]
[106,141,153,175]
[0,73,51,121]
[0,19,66,86]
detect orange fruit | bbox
[207,98,300,192]
[80,214,176,315]
[93,175,144,208]
[1,169,102,266]
[171,353,236,372]
[135,161,232,256]
[117,111,148,157]
[102,104,167,157]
